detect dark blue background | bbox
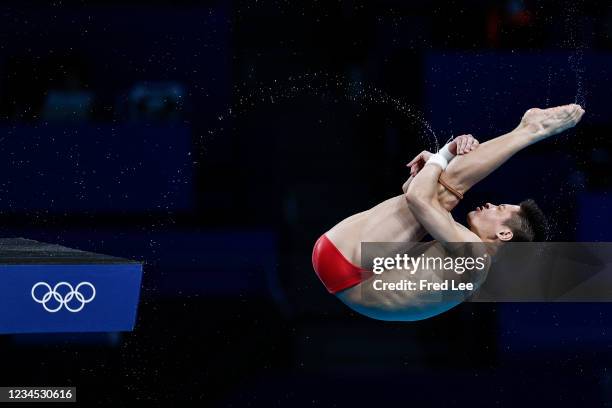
[1,0,611,406]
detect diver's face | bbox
[467,202,521,241]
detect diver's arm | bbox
[405,161,480,245]
[401,176,414,194]
[404,133,480,210]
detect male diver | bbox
[312,104,585,320]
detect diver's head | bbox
[467,199,547,242]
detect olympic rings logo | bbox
[31,282,96,313]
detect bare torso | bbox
[324,190,483,321]
[325,194,428,264]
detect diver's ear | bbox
[497,228,513,242]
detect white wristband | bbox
[438,141,456,162]
[426,153,448,170]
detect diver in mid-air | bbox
[312,104,585,320]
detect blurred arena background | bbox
[1,0,612,405]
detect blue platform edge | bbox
[0,252,143,335]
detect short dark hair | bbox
[505,199,548,242]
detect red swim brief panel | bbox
[312,234,373,294]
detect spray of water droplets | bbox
[563,0,587,109]
[535,0,589,239]
[204,72,442,152]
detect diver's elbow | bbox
[405,184,424,207]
